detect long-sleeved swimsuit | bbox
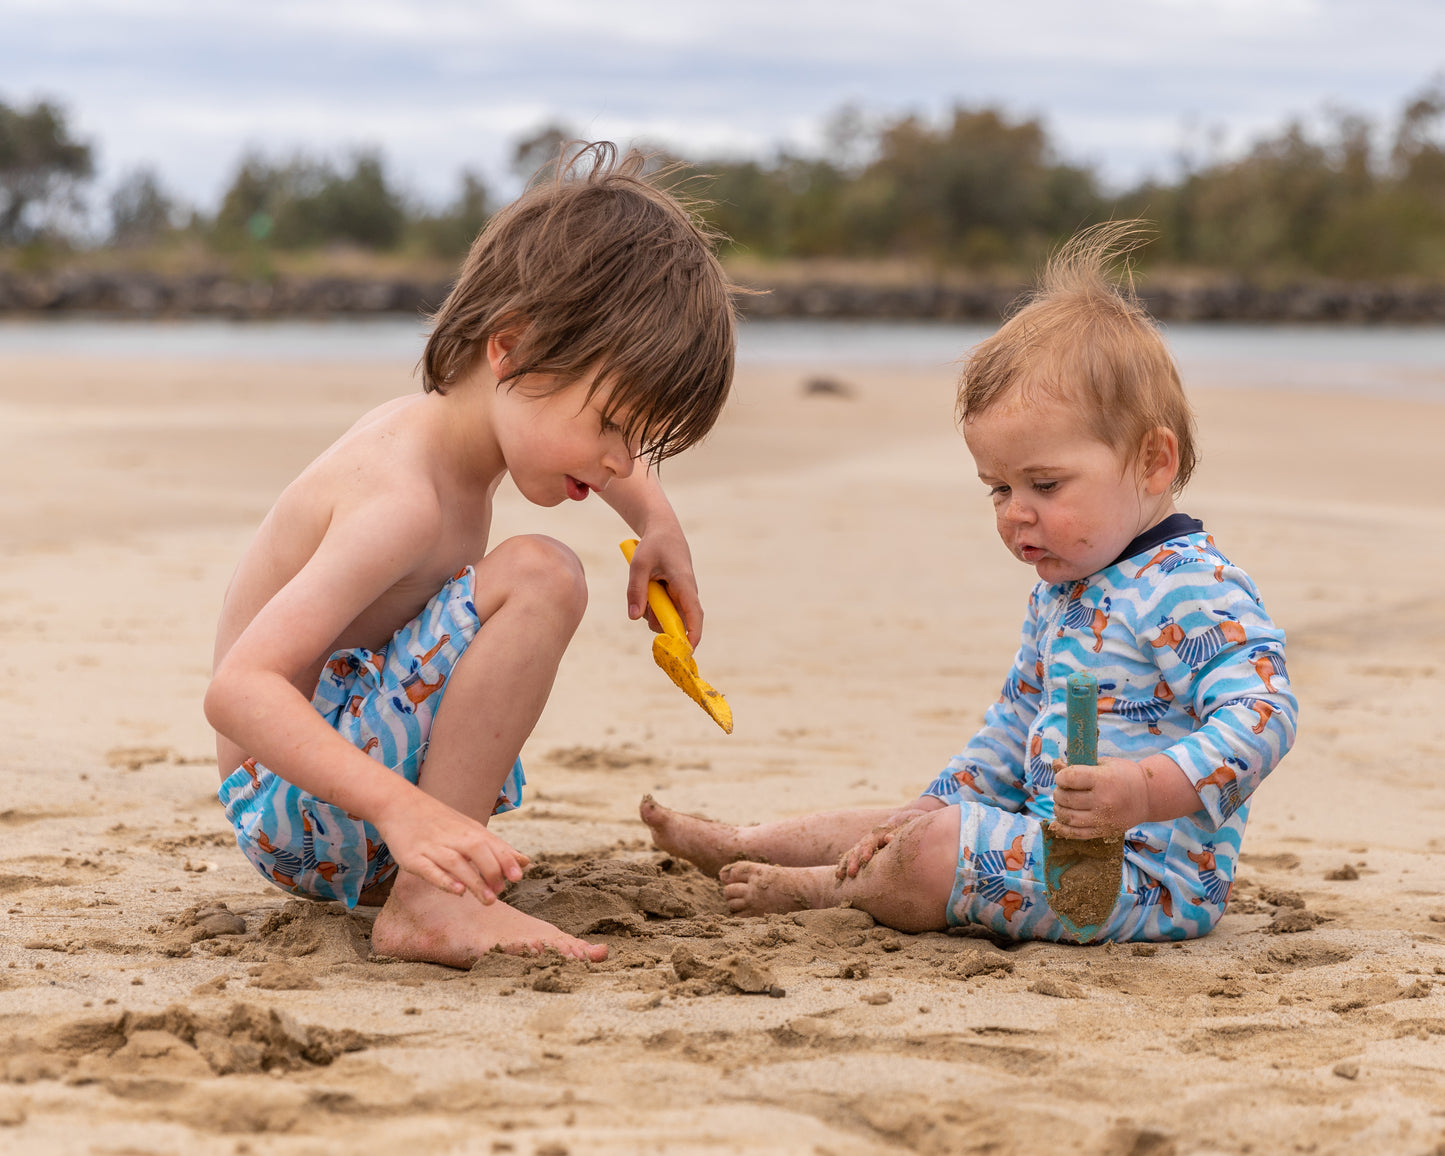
[922,515,1297,941]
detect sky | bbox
[3,0,1444,216]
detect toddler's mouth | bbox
[565,475,591,501]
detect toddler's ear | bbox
[1139,427,1180,494]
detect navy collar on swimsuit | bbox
[1108,512,1204,569]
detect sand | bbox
[2,345,1445,1154]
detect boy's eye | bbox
[1033,480,1058,494]
[987,484,1009,500]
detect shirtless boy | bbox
[206,144,738,966]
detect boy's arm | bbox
[601,463,703,647]
[204,494,525,904]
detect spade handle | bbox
[1066,672,1098,766]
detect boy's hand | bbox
[835,807,933,879]
[625,524,703,648]
[1050,756,1150,839]
[375,789,529,904]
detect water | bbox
[1,316,1443,399]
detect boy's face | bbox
[963,395,1176,585]
[493,369,642,507]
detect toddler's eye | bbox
[1033,480,1058,494]
[988,484,1009,500]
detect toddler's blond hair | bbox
[958,222,1197,493]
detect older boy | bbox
[207,145,738,966]
[644,224,1297,943]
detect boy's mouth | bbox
[565,476,591,501]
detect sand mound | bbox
[1,1001,374,1086]
[506,856,727,936]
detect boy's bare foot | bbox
[640,794,750,877]
[371,873,607,966]
[719,861,837,915]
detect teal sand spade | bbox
[1041,672,1125,940]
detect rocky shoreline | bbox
[3,267,1445,323]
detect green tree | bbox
[108,165,176,246]
[410,169,491,257]
[0,98,93,244]
[211,150,406,250]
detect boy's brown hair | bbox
[958,221,1197,493]
[423,142,739,464]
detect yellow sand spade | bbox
[619,538,733,734]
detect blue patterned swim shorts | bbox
[217,567,525,908]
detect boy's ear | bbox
[1139,427,1180,495]
[485,329,521,378]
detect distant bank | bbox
[2,268,1445,323]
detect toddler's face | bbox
[963,396,1173,584]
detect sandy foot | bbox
[719,861,838,915]
[640,794,750,877]
[371,873,608,966]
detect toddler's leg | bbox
[372,535,607,965]
[720,806,960,933]
[640,796,899,876]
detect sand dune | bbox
[2,350,1445,1154]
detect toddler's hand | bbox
[376,790,529,904]
[835,808,930,879]
[1050,756,1150,840]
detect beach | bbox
[3,342,1445,1154]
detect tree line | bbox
[2,83,1444,279]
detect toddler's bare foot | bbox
[371,873,607,967]
[640,794,750,877]
[719,861,838,916]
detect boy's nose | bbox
[603,442,636,481]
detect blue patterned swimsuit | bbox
[922,515,1297,942]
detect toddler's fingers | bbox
[1053,765,1095,791]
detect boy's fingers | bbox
[415,857,465,896]
[673,585,704,649]
[439,849,495,905]
[626,567,649,622]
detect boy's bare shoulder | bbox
[302,396,447,513]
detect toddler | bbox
[644,224,1297,943]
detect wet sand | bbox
[3,350,1445,1154]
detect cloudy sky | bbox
[4,0,1443,213]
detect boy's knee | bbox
[490,535,588,614]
